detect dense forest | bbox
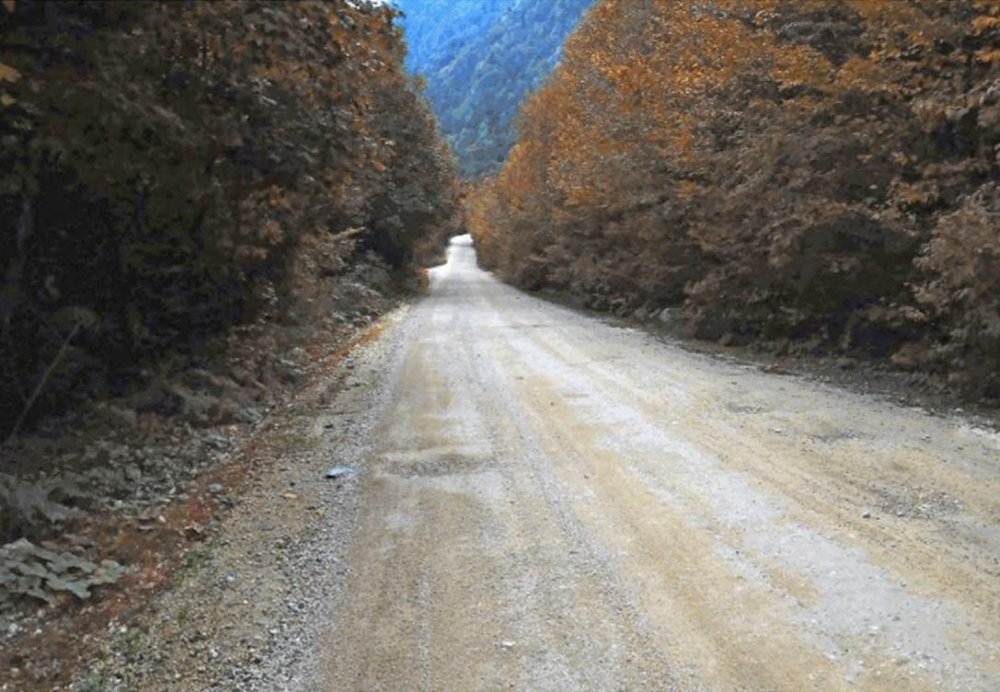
[0,3,997,685]
[393,0,515,76]
[470,0,1000,399]
[0,0,463,439]
[394,0,594,178]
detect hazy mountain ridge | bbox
[395,0,594,178]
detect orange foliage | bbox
[470,0,1000,397]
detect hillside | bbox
[470,0,1000,400]
[395,0,594,178]
[393,0,515,76]
[0,1,464,681]
[0,0,463,442]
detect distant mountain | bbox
[393,0,515,77]
[394,0,594,178]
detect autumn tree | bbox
[0,0,463,434]
[470,0,1000,397]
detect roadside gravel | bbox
[78,310,411,691]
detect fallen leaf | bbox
[0,63,21,83]
[90,561,126,585]
[11,560,48,579]
[26,585,54,604]
[46,574,92,600]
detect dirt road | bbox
[313,236,999,691]
[89,235,999,691]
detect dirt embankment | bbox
[0,251,421,690]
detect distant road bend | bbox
[320,235,999,690]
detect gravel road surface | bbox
[89,235,1000,691]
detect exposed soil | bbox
[0,257,414,690]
